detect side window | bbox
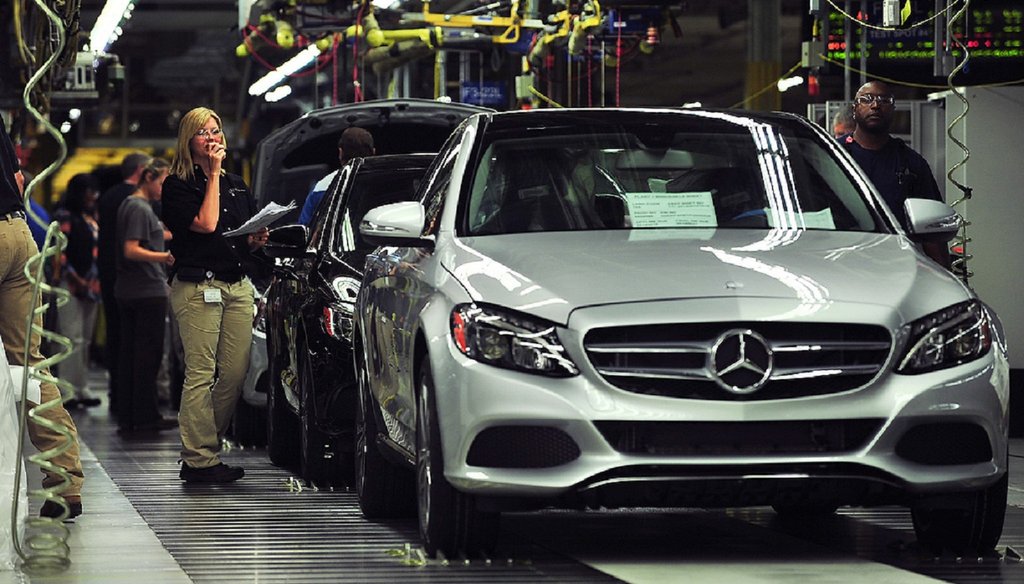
[308,166,349,249]
[420,122,473,236]
[338,168,429,253]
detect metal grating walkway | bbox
[69,400,1024,584]
[73,412,618,583]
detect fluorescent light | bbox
[249,45,322,96]
[777,76,804,92]
[264,85,293,102]
[90,0,134,53]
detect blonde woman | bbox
[161,107,268,483]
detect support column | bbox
[744,0,781,111]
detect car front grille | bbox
[594,419,884,456]
[584,322,891,400]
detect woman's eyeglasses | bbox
[195,127,223,138]
[853,94,895,106]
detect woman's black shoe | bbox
[179,462,244,483]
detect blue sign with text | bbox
[460,82,506,106]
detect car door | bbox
[274,166,351,414]
[362,134,471,447]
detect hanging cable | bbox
[13,224,73,573]
[11,0,77,571]
[942,0,974,284]
[586,34,593,107]
[529,85,563,108]
[352,1,367,102]
[729,61,801,109]
[332,34,340,105]
[818,53,1024,90]
[825,0,964,31]
[615,11,622,107]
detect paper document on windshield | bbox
[222,201,297,237]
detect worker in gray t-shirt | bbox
[113,158,178,434]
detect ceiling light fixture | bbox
[90,0,135,53]
[777,76,804,92]
[264,85,293,102]
[248,44,322,96]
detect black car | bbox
[262,153,436,485]
[229,99,491,449]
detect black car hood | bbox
[252,99,490,212]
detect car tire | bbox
[911,469,1008,556]
[266,335,299,467]
[299,351,339,487]
[416,357,499,559]
[354,343,415,519]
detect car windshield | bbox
[463,112,882,236]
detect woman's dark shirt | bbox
[59,212,99,277]
[161,166,256,278]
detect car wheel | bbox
[911,469,1008,556]
[771,504,839,518]
[299,351,340,487]
[416,356,499,559]
[266,336,299,467]
[354,343,415,519]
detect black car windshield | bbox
[463,112,882,236]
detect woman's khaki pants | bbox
[170,276,253,469]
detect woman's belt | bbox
[175,266,245,283]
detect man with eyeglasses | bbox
[841,80,950,267]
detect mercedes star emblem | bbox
[709,329,773,394]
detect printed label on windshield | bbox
[765,207,836,230]
[625,191,718,228]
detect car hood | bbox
[443,229,969,325]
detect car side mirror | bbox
[360,201,435,249]
[904,198,960,243]
[263,224,312,259]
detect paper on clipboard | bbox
[222,201,297,237]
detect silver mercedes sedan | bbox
[352,108,1009,560]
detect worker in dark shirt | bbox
[96,151,152,414]
[0,113,86,519]
[840,80,950,268]
[161,106,268,484]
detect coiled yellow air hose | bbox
[9,0,76,572]
[942,0,974,285]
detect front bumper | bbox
[427,336,1009,507]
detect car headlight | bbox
[450,303,579,377]
[897,300,991,374]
